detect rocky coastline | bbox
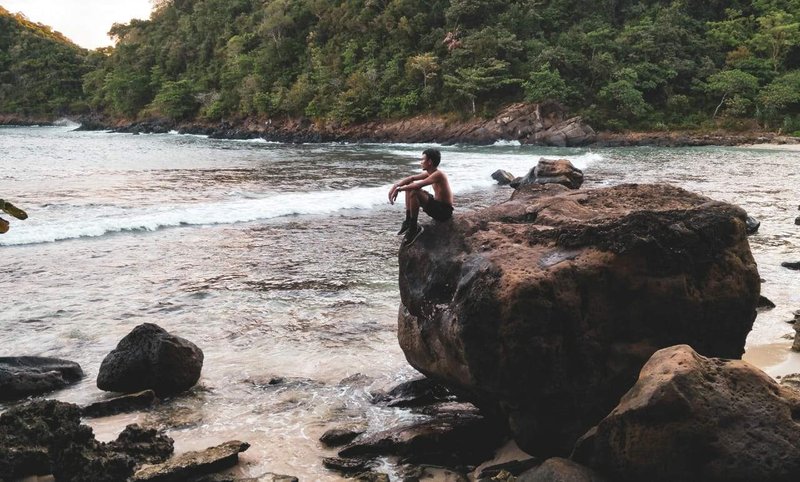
[5,106,800,147]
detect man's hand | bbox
[388,185,399,204]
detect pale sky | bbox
[0,0,153,49]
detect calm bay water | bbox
[1,125,799,479]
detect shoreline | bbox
[5,112,800,148]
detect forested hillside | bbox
[5,1,800,131]
[0,7,92,116]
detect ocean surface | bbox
[1,125,799,479]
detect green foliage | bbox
[4,0,800,130]
[0,7,90,116]
[150,79,198,120]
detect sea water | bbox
[1,125,799,479]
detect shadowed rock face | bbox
[573,345,800,482]
[397,183,760,456]
[0,356,84,401]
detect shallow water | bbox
[1,126,799,479]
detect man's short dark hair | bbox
[422,148,441,167]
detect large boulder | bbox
[97,323,203,396]
[0,356,84,401]
[511,158,584,189]
[397,183,760,456]
[573,345,800,482]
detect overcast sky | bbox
[0,0,153,49]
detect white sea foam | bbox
[492,139,522,146]
[0,186,392,246]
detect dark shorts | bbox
[422,196,454,221]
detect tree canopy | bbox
[3,1,800,131]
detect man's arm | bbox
[396,171,441,192]
[388,172,429,204]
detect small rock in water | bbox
[372,376,454,407]
[781,261,800,270]
[745,215,760,234]
[97,323,203,396]
[795,215,800,225]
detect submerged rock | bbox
[372,376,454,407]
[0,356,84,401]
[97,323,203,396]
[81,389,157,418]
[398,183,760,456]
[573,345,800,482]
[320,428,364,448]
[781,261,800,270]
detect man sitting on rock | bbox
[388,148,454,246]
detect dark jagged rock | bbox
[510,158,584,189]
[492,170,516,185]
[0,356,84,401]
[108,424,174,465]
[81,389,157,417]
[516,458,605,482]
[745,215,760,234]
[372,377,454,408]
[573,345,800,482]
[398,183,760,456]
[756,295,775,310]
[338,410,503,466]
[0,400,172,481]
[782,261,800,270]
[97,323,204,396]
[795,215,800,225]
[320,428,364,448]
[780,373,800,392]
[133,440,250,482]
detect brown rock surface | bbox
[397,183,760,456]
[573,345,800,482]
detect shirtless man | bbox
[388,148,454,245]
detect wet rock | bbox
[477,458,542,479]
[133,440,250,482]
[0,400,83,478]
[97,323,204,396]
[511,158,584,189]
[0,399,175,481]
[573,345,800,482]
[745,215,760,234]
[338,410,503,466]
[320,428,364,448]
[108,424,174,465]
[398,183,760,456]
[0,356,84,401]
[372,376,454,407]
[492,170,516,185]
[352,471,390,482]
[81,389,157,418]
[322,456,376,475]
[516,458,605,482]
[795,215,800,225]
[781,261,800,270]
